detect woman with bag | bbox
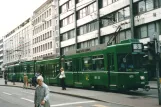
[59,67,66,90]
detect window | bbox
[146,0,154,11]
[50,42,52,48]
[60,14,74,27]
[60,0,74,14]
[118,9,124,21]
[93,2,97,11]
[102,0,108,7]
[148,23,155,38]
[49,9,51,15]
[83,57,92,71]
[89,3,94,14]
[65,60,72,71]
[138,1,146,13]
[119,32,126,42]
[108,0,113,5]
[124,7,130,19]
[125,30,131,39]
[77,2,96,19]
[92,55,104,71]
[140,25,148,38]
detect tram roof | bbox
[64,39,141,57]
[36,58,59,64]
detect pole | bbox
[156,60,161,105]
[154,38,161,105]
[129,0,134,39]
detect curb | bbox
[0,84,134,107]
[150,87,157,89]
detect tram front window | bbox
[118,53,144,72]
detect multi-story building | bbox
[3,18,33,65]
[32,0,56,60]
[0,39,3,71]
[57,0,161,55]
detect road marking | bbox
[2,92,12,96]
[21,98,34,103]
[22,91,34,95]
[12,93,21,96]
[51,101,96,107]
[93,104,108,107]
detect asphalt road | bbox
[0,86,131,107]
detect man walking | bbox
[23,73,28,89]
[34,76,50,107]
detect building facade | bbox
[0,39,3,71]
[3,18,33,65]
[57,0,161,55]
[32,0,56,60]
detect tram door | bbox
[73,58,81,84]
[107,54,115,88]
[40,65,45,77]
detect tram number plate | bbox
[132,43,143,52]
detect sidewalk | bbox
[149,81,157,89]
[0,78,160,107]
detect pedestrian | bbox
[59,67,66,90]
[23,73,28,89]
[4,73,8,85]
[34,75,50,107]
[32,76,37,87]
[12,73,16,85]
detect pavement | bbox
[0,86,130,107]
[149,81,157,89]
[0,78,160,107]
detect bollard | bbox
[5,80,7,85]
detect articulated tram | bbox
[5,39,149,91]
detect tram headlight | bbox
[140,76,145,80]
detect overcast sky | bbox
[0,0,46,39]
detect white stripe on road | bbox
[21,98,34,103]
[22,91,34,95]
[2,92,12,96]
[51,101,96,107]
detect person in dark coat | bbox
[12,73,16,85]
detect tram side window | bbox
[92,55,104,71]
[56,64,59,73]
[47,64,52,75]
[83,57,92,71]
[64,60,72,71]
[30,66,34,73]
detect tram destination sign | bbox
[132,43,143,52]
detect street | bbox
[0,86,131,107]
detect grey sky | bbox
[0,0,46,39]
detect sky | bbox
[0,0,46,39]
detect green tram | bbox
[6,39,149,91]
[6,61,35,82]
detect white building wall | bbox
[32,0,56,60]
[0,39,3,70]
[3,18,33,65]
[59,0,161,54]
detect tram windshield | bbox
[118,53,145,72]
